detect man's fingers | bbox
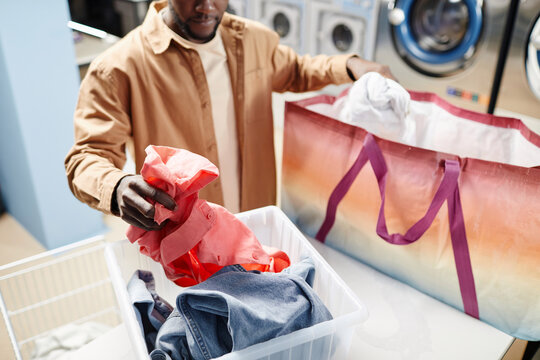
[154,190,177,210]
[130,179,176,210]
[122,194,155,221]
[115,175,175,231]
[122,212,162,231]
[381,66,397,81]
[120,199,163,230]
[121,212,148,229]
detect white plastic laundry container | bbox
[0,236,121,360]
[105,206,368,360]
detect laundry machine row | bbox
[228,0,380,59]
[308,0,378,59]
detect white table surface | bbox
[307,237,515,360]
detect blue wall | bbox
[0,0,105,249]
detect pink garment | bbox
[126,146,290,286]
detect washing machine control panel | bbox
[446,86,490,105]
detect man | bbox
[65,0,394,231]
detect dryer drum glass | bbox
[332,24,353,52]
[273,12,290,38]
[411,0,469,53]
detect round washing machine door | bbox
[265,4,300,48]
[391,0,483,76]
[526,14,540,101]
[320,15,364,55]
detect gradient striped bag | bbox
[281,90,540,341]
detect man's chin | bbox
[187,25,219,43]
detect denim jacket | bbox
[151,258,331,360]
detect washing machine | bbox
[308,0,378,59]
[253,0,306,53]
[495,0,540,121]
[225,0,250,18]
[375,0,511,113]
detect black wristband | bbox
[347,66,356,81]
[346,55,359,81]
[111,177,124,216]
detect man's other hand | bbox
[114,175,176,231]
[346,56,396,81]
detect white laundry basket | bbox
[0,236,122,360]
[105,206,368,360]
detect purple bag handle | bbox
[316,133,479,319]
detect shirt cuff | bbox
[99,170,131,215]
[331,54,357,84]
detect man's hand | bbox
[113,175,176,231]
[346,56,396,81]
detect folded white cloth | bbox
[339,72,415,145]
[31,322,111,360]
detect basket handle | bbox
[315,133,479,318]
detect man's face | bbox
[168,0,229,43]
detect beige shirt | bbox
[163,14,240,213]
[65,1,353,215]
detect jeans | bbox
[150,257,331,360]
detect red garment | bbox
[126,146,290,286]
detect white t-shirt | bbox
[162,15,240,213]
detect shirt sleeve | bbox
[269,33,354,93]
[64,60,132,215]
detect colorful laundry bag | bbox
[281,84,540,340]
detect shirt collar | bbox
[142,1,244,55]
